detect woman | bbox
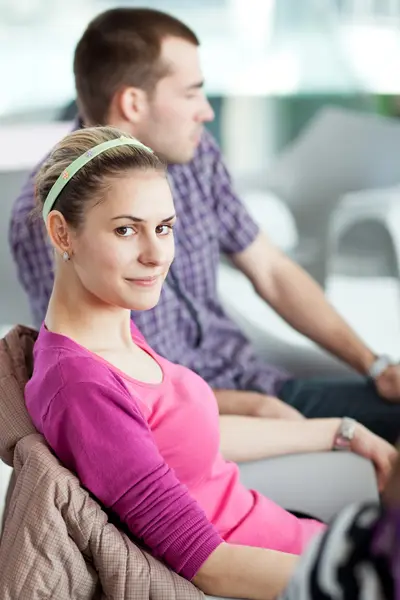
[25,126,396,600]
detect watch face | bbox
[369,355,392,379]
[333,418,356,450]
[342,418,356,440]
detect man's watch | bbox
[333,417,357,451]
[367,355,393,380]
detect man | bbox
[10,8,400,443]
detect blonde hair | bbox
[35,125,166,228]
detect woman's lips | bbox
[126,276,160,287]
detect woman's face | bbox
[70,169,175,311]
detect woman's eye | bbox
[156,224,173,236]
[115,226,135,237]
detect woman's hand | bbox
[350,423,398,491]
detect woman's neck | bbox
[45,274,134,352]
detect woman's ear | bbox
[46,211,73,258]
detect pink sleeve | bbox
[42,375,223,579]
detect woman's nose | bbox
[138,238,167,267]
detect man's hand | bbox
[213,388,305,420]
[374,364,400,402]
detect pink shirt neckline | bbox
[41,322,166,389]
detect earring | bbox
[62,251,70,262]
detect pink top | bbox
[25,322,324,580]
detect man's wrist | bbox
[357,349,379,376]
[367,355,394,380]
[357,349,395,379]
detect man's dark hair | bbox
[74,8,199,125]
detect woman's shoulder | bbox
[26,327,128,408]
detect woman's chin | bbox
[124,292,162,312]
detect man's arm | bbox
[232,232,376,375]
[202,132,373,408]
[213,389,304,420]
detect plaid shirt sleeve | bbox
[201,130,260,255]
[8,165,54,328]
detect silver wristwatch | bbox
[333,417,357,451]
[368,355,393,379]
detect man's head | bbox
[74,8,214,163]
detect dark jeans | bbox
[279,377,400,445]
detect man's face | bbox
[135,37,215,164]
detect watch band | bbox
[333,417,357,451]
[368,355,393,379]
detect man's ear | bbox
[46,211,73,258]
[119,86,149,124]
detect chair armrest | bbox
[238,452,378,523]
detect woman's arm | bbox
[31,361,306,600]
[219,416,340,462]
[219,416,396,492]
[42,376,223,580]
[193,543,298,600]
[40,374,299,599]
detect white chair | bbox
[241,189,298,253]
[327,186,400,279]
[264,107,400,286]
[219,182,400,374]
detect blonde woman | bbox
[25,126,396,600]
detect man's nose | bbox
[199,97,215,123]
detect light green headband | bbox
[42,135,152,222]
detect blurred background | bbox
[2,0,400,369]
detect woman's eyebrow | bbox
[111,214,176,223]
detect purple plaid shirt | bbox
[9,128,290,394]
